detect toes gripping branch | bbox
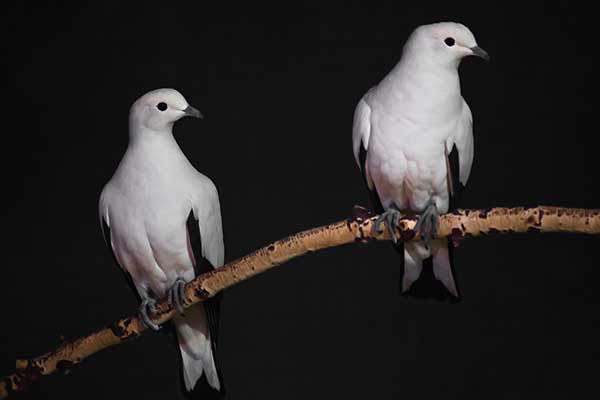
[374,202,440,245]
[138,278,188,331]
[375,208,403,243]
[139,298,160,331]
[414,202,440,244]
[168,278,187,315]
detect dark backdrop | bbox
[1,2,598,399]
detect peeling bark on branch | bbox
[1,205,599,398]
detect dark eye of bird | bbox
[444,37,455,47]
[157,102,168,111]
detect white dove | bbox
[99,88,225,396]
[352,22,488,300]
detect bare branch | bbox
[2,205,599,398]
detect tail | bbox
[395,239,460,302]
[174,300,224,398]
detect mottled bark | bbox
[2,206,599,398]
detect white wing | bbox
[353,90,381,195]
[352,93,372,171]
[452,98,475,186]
[176,173,225,392]
[192,175,225,269]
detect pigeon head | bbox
[129,88,202,133]
[407,22,489,67]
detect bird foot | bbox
[375,208,404,243]
[139,298,161,331]
[414,202,440,245]
[168,278,187,315]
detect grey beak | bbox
[183,105,203,119]
[470,46,490,61]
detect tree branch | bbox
[2,205,599,398]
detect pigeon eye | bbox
[444,37,455,47]
[156,102,168,111]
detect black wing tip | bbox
[399,253,462,303]
[187,209,197,223]
[182,373,225,399]
[186,207,216,276]
[447,144,464,210]
[183,207,226,397]
[399,285,462,303]
[167,324,226,399]
[358,140,385,214]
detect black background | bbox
[1,2,599,399]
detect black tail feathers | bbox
[181,372,224,399]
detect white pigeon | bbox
[352,22,488,300]
[99,88,225,396]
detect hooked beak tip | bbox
[183,105,203,119]
[470,46,490,61]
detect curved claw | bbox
[375,209,403,243]
[415,203,440,247]
[375,214,387,234]
[387,212,399,244]
[431,212,440,239]
[139,298,161,331]
[168,278,187,315]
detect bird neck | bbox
[127,124,185,158]
[128,118,178,143]
[379,54,462,117]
